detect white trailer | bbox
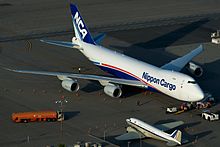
[211,30,220,44]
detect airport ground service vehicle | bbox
[5,4,205,102]
[166,92,216,114]
[166,107,178,113]
[11,111,64,123]
[202,110,219,121]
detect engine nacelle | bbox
[104,84,122,98]
[61,79,79,92]
[186,62,203,77]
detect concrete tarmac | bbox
[0,1,220,147]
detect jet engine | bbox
[186,62,203,77]
[104,84,122,98]
[61,79,79,92]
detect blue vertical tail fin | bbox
[70,4,95,45]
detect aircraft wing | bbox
[115,126,145,140]
[4,68,146,87]
[154,121,184,132]
[161,45,203,71]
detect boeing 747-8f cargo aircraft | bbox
[6,4,204,102]
[116,118,183,146]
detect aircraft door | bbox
[178,80,185,99]
[180,80,185,89]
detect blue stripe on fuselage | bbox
[98,65,138,81]
[92,61,100,65]
[95,64,158,92]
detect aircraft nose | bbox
[126,119,131,122]
[197,90,204,101]
[192,87,204,102]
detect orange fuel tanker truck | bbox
[11,111,64,123]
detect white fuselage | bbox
[75,39,204,102]
[126,118,180,145]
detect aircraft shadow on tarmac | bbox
[81,81,103,93]
[121,85,147,98]
[174,121,212,145]
[63,111,80,120]
[81,80,148,98]
[110,19,209,66]
[182,130,212,146]
[97,134,156,147]
[201,59,220,99]
[130,19,209,50]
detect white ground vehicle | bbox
[202,110,219,121]
[166,107,178,113]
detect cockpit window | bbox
[188,81,196,84]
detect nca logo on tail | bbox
[74,12,87,39]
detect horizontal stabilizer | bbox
[40,39,80,49]
[93,33,106,44]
